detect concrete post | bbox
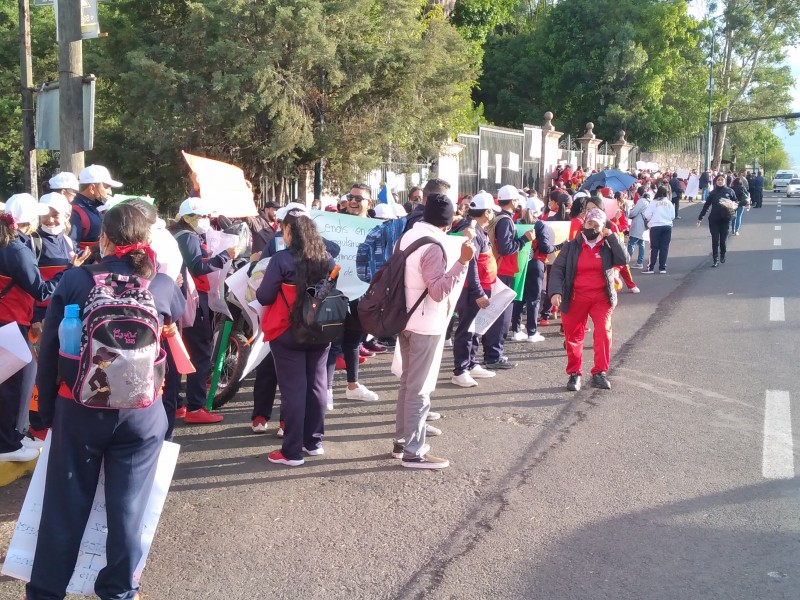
[539,112,563,194]
[611,130,634,172]
[578,122,602,173]
[437,140,465,201]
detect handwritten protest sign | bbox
[181,152,257,218]
[2,436,179,595]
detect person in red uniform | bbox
[548,208,629,392]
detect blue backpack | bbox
[355,217,406,283]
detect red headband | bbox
[114,242,156,269]
[0,213,17,231]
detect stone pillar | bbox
[578,122,602,172]
[437,140,465,202]
[611,130,634,172]
[539,111,564,194]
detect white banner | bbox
[2,436,180,595]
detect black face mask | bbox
[583,228,600,240]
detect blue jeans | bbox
[647,226,673,271]
[627,237,646,266]
[732,205,745,233]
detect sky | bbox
[689,1,800,168]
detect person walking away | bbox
[669,172,684,219]
[0,196,64,462]
[627,186,650,269]
[450,192,497,388]
[511,197,554,342]
[731,176,751,235]
[699,168,712,204]
[168,197,235,424]
[70,165,123,255]
[256,209,336,466]
[641,186,675,274]
[697,174,737,267]
[548,208,629,392]
[484,185,535,369]
[27,202,184,600]
[752,170,764,208]
[393,194,473,469]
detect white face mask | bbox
[194,218,211,234]
[41,224,65,236]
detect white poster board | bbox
[470,278,517,335]
[2,436,180,595]
[685,174,700,198]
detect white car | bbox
[786,178,800,197]
[772,171,799,192]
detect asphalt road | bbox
[1,190,798,600]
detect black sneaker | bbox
[592,372,612,390]
[567,373,582,392]
[484,358,516,370]
[720,255,726,263]
[712,260,719,267]
[391,442,405,459]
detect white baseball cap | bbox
[276,202,308,221]
[497,184,519,202]
[39,192,72,215]
[5,193,50,224]
[526,198,545,216]
[48,171,80,191]
[469,191,500,212]
[178,197,215,217]
[78,164,123,188]
[373,204,396,220]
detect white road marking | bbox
[763,390,794,479]
[773,259,783,271]
[774,238,782,246]
[770,297,785,321]
[776,216,782,220]
[775,225,782,231]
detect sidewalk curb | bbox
[0,455,38,487]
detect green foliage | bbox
[477,0,708,147]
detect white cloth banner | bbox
[2,436,180,595]
[0,322,32,385]
[480,150,489,180]
[685,174,700,198]
[495,154,503,184]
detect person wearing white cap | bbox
[482,184,534,370]
[450,191,500,387]
[47,171,80,203]
[509,197,554,343]
[0,195,64,462]
[548,207,629,392]
[165,197,235,425]
[70,164,123,252]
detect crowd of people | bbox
[0,159,768,599]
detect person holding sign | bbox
[548,208,629,392]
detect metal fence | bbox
[343,161,431,204]
[596,142,616,169]
[457,133,480,197]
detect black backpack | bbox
[358,234,444,338]
[282,272,349,346]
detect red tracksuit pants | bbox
[561,288,613,376]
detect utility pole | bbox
[704,25,714,171]
[58,0,84,173]
[18,0,37,196]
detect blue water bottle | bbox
[58,304,82,355]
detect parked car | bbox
[786,178,800,198]
[772,170,799,192]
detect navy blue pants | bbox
[27,396,167,600]
[453,287,483,375]
[252,351,278,421]
[0,323,31,453]
[511,260,545,336]
[181,294,213,412]
[483,274,515,363]
[271,330,329,461]
[162,340,182,440]
[647,225,673,271]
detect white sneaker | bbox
[527,332,545,343]
[425,424,442,437]
[303,446,325,456]
[451,372,478,387]
[0,446,39,462]
[512,330,528,342]
[469,365,496,379]
[21,437,45,450]
[629,286,641,294]
[346,383,379,401]
[426,411,441,421]
[326,388,334,411]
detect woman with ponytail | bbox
[27,202,184,600]
[257,209,335,466]
[0,194,63,463]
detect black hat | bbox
[422,193,454,228]
[92,347,120,365]
[263,201,279,209]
